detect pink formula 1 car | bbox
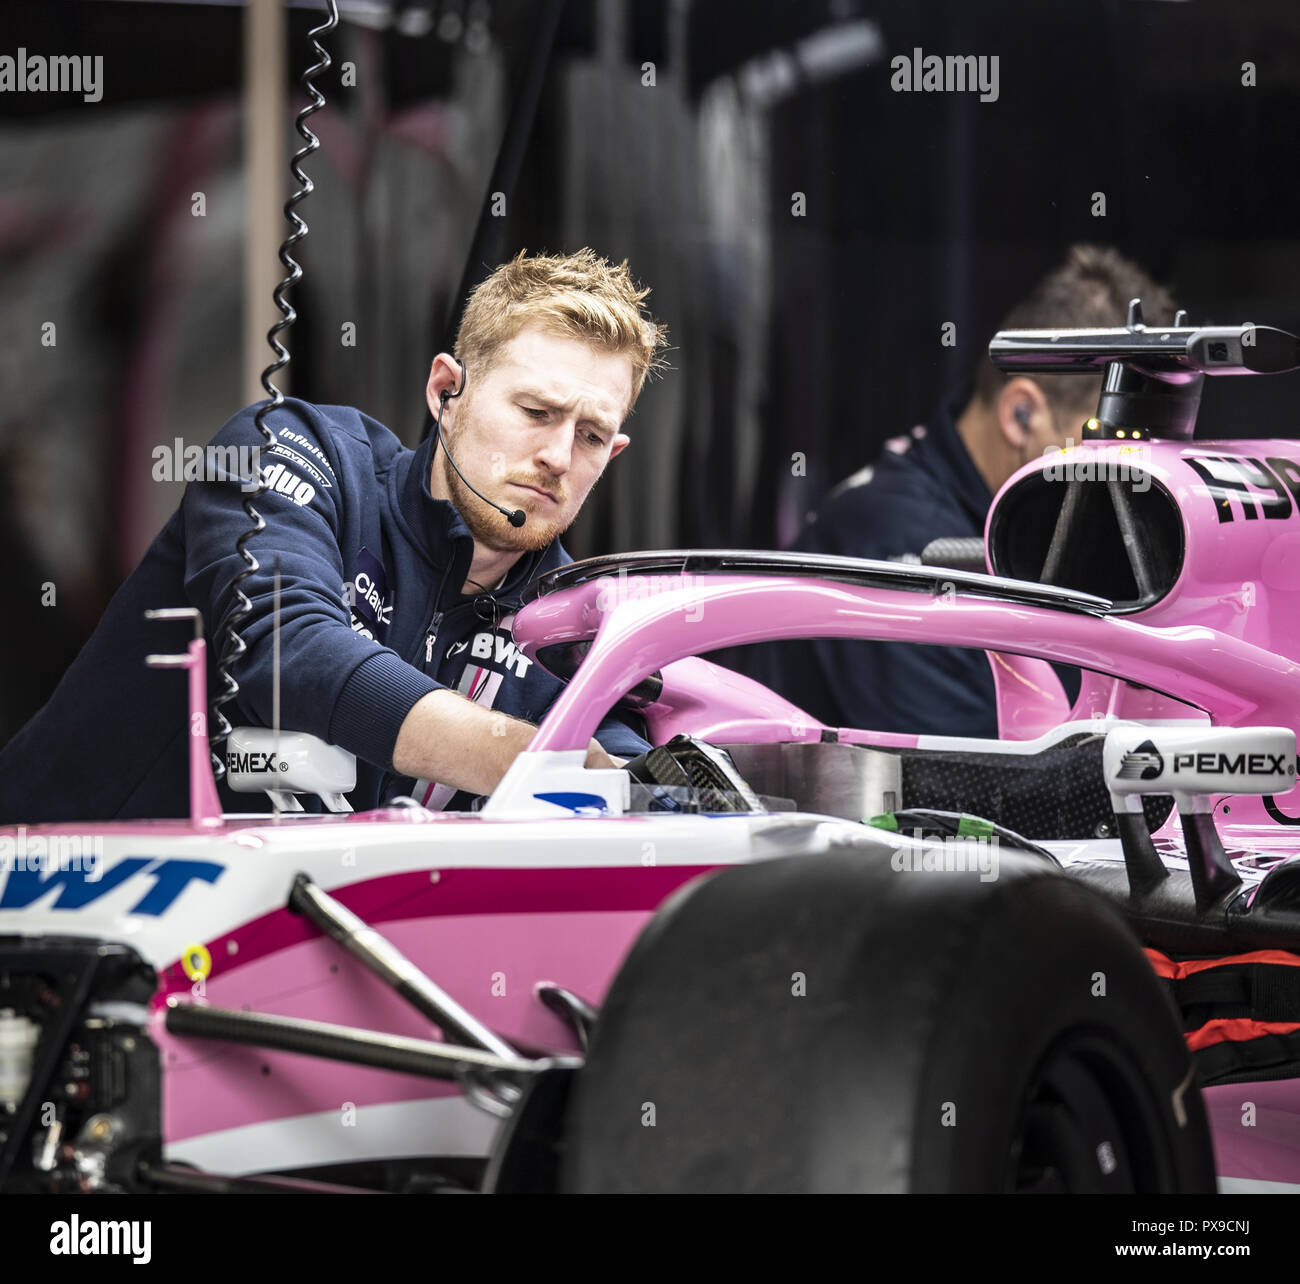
[3,310,1300,1194]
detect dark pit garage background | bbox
[1,0,1298,746]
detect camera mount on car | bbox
[989,299,1300,440]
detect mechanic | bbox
[0,247,668,823]
[739,244,1174,738]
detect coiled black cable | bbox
[210,0,341,783]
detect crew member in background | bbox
[740,244,1174,738]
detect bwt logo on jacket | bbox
[461,629,532,679]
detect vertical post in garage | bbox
[244,0,288,405]
[424,0,568,439]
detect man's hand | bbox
[393,689,625,796]
[585,742,627,771]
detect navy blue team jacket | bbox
[0,398,650,824]
[741,401,1001,738]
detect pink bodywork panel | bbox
[151,865,707,1142]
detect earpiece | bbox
[434,359,527,528]
[1014,404,1032,430]
[440,358,467,408]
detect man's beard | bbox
[439,416,573,554]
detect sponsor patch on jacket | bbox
[277,425,337,479]
[267,441,334,490]
[260,460,316,507]
[447,624,532,679]
[348,546,392,642]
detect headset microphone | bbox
[434,359,527,528]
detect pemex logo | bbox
[1117,739,1164,781]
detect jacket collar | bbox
[928,396,994,528]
